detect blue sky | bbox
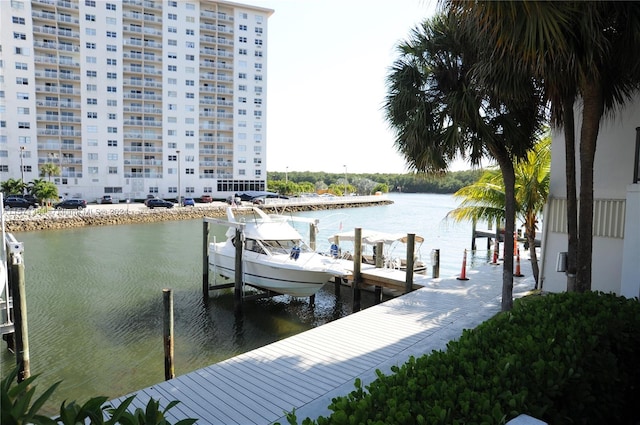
[245,0,468,175]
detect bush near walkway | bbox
[288,292,640,425]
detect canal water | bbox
[1,193,481,413]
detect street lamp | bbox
[176,150,181,206]
[343,164,347,196]
[19,146,25,194]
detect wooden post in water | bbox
[374,241,384,303]
[352,228,362,312]
[432,249,440,278]
[163,289,175,380]
[471,218,477,251]
[234,227,243,314]
[9,245,30,382]
[405,233,415,293]
[202,220,210,299]
[309,222,317,251]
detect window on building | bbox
[107,99,117,107]
[168,26,177,33]
[86,42,96,49]
[107,153,118,160]
[168,39,177,46]
[85,0,96,6]
[107,72,117,79]
[238,48,247,55]
[106,31,117,38]
[107,140,117,147]
[86,14,96,21]
[86,70,97,77]
[168,13,177,20]
[107,58,117,65]
[17,92,28,100]
[106,3,116,10]
[186,29,194,35]
[108,113,116,120]
[87,98,97,105]
[168,65,177,71]
[15,77,28,85]
[12,17,25,25]
[107,127,117,133]
[88,153,98,160]
[239,36,247,43]
[88,167,98,174]
[13,32,26,40]
[107,44,117,52]
[18,122,30,129]
[86,28,96,36]
[108,167,117,174]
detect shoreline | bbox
[3,198,393,232]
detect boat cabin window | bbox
[262,239,302,255]
[245,238,266,254]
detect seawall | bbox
[3,198,393,232]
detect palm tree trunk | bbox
[489,145,515,311]
[525,221,540,288]
[576,83,604,292]
[563,97,579,292]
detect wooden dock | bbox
[110,259,536,424]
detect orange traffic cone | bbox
[491,240,499,265]
[513,232,518,255]
[514,248,524,277]
[457,249,469,280]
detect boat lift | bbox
[201,208,321,313]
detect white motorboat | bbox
[327,229,427,274]
[209,207,348,297]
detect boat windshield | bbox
[262,239,309,255]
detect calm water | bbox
[0,193,482,413]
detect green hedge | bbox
[289,292,640,425]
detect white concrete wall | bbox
[541,98,640,294]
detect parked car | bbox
[182,197,195,207]
[54,199,87,210]
[200,195,213,203]
[100,195,113,204]
[146,199,174,209]
[4,195,39,209]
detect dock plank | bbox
[109,261,535,424]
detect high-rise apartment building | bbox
[0,0,272,201]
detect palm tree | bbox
[385,12,545,311]
[446,1,640,292]
[447,135,551,286]
[39,163,61,182]
[1,178,27,197]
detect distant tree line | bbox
[267,169,482,196]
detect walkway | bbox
[112,259,536,424]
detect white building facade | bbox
[539,98,640,298]
[0,0,273,201]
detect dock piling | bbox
[163,289,175,380]
[234,228,244,314]
[352,228,362,312]
[405,233,415,293]
[9,245,30,382]
[202,221,210,299]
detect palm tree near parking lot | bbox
[40,163,61,182]
[0,178,26,197]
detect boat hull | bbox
[209,243,341,297]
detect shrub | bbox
[1,368,197,425]
[287,292,640,425]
